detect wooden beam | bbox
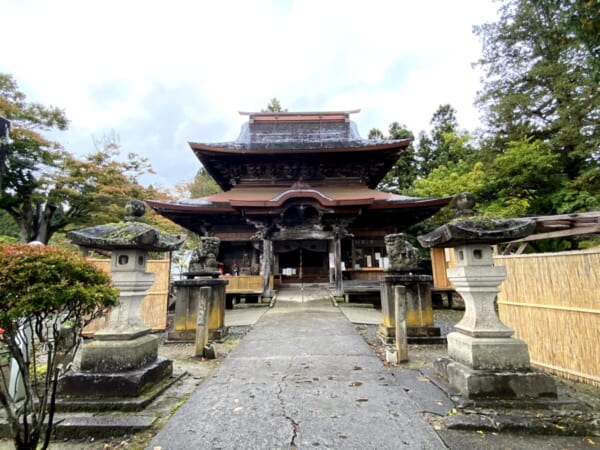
[511,225,600,243]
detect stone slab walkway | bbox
[148,287,445,449]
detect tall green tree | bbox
[175,167,221,199]
[415,104,475,179]
[370,122,417,194]
[262,98,287,113]
[474,0,600,213]
[555,0,600,81]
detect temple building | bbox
[148,110,451,297]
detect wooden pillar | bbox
[262,238,273,297]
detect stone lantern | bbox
[418,214,556,399]
[60,200,185,402]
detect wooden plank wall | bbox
[84,258,171,334]
[495,250,600,387]
[430,248,456,290]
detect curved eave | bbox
[189,139,411,155]
[370,196,453,210]
[191,141,410,191]
[146,199,236,214]
[148,193,451,213]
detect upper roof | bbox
[190,110,411,190]
[192,109,408,152]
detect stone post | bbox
[332,235,343,297]
[394,286,408,362]
[194,287,214,359]
[262,238,273,298]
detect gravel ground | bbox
[355,308,464,369]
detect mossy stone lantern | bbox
[61,200,185,401]
[419,215,556,399]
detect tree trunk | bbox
[15,201,56,244]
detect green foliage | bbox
[0,243,118,450]
[415,104,476,179]
[554,0,600,81]
[412,0,600,240]
[481,139,565,216]
[262,98,287,113]
[179,167,221,199]
[474,0,599,189]
[0,243,118,330]
[412,160,488,199]
[0,210,18,238]
[0,74,175,245]
[367,128,384,140]
[372,122,417,194]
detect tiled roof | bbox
[147,185,450,211]
[190,111,408,152]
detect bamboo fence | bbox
[84,258,171,334]
[225,275,273,293]
[495,250,600,386]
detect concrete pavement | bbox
[148,287,446,449]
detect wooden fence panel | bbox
[84,258,171,334]
[430,248,456,290]
[495,250,600,386]
[225,275,273,293]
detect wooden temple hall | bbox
[148,110,451,297]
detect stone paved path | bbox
[148,287,446,449]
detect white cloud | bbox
[1,0,499,187]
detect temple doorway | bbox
[275,240,329,284]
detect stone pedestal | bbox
[436,244,556,399]
[378,274,439,344]
[168,278,228,342]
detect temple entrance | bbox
[275,240,329,284]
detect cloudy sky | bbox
[1,0,500,190]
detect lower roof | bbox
[147,185,451,236]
